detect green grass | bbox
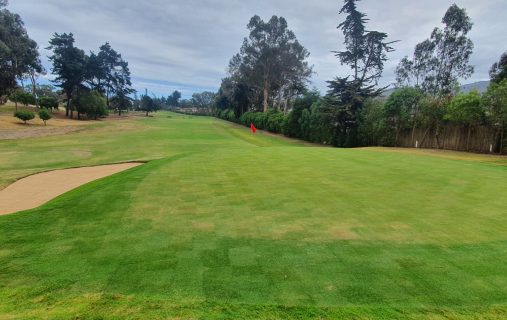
[1,111,506,319]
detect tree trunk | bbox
[119,109,122,116]
[466,125,471,152]
[146,110,149,116]
[395,124,400,147]
[411,123,417,146]
[283,97,291,114]
[435,125,441,149]
[500,127,504,154]
[263,81,269,113]
[30,72,38,108]
[65,95,70,117]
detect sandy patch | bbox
[0,162,143,215]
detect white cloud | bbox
[9,0,507,97]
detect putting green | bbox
[0,111,506,319]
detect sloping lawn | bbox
[0,111,506,319]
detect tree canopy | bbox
[47,32,87,117]
[396,4,474,96]
[223,15,312,113]
[490,51,507,84]
[0,1,42,96]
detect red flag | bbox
[250,122,257,134]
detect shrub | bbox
[240,111,256,126]
[265,109,285,133]
[14,110,35,124]
[76,91,108,119]
[10,91,36,106]
[39,96,59,110]
[217,109,237,122]
[38,108,52,125]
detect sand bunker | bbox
[0,162,142,215]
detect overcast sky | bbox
[9,0,507,98]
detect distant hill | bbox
[380,80,491,97]
[459,81,490,93]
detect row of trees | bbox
[217,77,506,153]
[0,1,141,120]
[47,33,134,118]
[212,1,506,153]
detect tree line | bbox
[0,0,178,120]
[211,0,507,153]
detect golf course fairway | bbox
[0,112,506,319]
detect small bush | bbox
[39,96,59,110]
[14,110,35,124]
[217,109,237,122]
[10,91,36,106]
[38,108,52,125]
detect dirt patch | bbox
[328,225,359,240]
[0,105,147,140]
[0,126,86,139]
[0,162,143,215]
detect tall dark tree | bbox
[94,43,132,107]
[85,52,106,92]
[0,0,42,106]
[47,33,87,118]
[323,0,396,147]
[140,94,157,116]
[215,76,252,116]
[490,51,507,84]
[166,90,181,107]
[396,4,474,96]
[227,15,312,112]
[110,59,134,114]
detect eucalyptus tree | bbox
[490,52,507,84]
[226,15,312,112]
[191,91,216,111]
[396,4,474,96]
[0,0,42,107]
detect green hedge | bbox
[238,109,286,134]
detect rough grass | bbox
[0,110,506,319]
